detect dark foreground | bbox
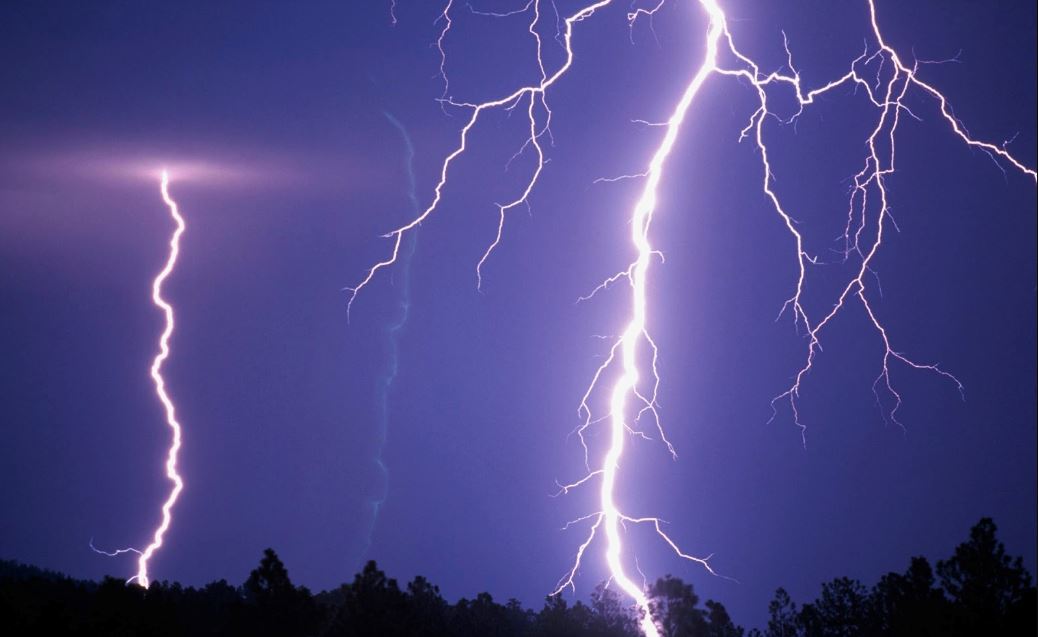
[1,517,1033,636]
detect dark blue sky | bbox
[1,0,1034,629]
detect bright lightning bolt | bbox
[556,5,729,635]
[131,169,188,589]
[354,2,1035,635]
[94,170,187,588]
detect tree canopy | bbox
[0,518,1032,636]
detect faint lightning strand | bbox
[89,539,141,558]
[435,0,456,107]
[362,112,422,552]
[468,0,536,19]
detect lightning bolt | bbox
[94,170,186,588]
[354,2,1035,634]
[760,1,1034,437]
[131,169,188,588]
[361,113,422,552]
[128,169,188,588]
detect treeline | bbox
[0,517,1033,636]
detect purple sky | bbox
[1,0,1035,629]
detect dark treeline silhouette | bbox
[1,518,1033,636]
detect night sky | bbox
[1,0,1035,630]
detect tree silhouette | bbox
[403,575,450,636]
[799,577,871,637]
[589,583,639,636]
[757,517,1035,637]
[647,574,743,637]
[241,548,320,637]
[764,588,800,637]
[649,574,708,636]
[936,518,1035,636]
[704,599,743,637]
[870,556,947,637]
[325,560,409,636]
[532,594,595,637]
[0,516,1033,636]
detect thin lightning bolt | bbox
[95,170,187,587]
[132,169,187,588]
[555,6,729,635]
[760,1,1035,438]
[88,539,141,558]
[345,0,609,316]
[435,0,456,109]
[356,2,1035,635]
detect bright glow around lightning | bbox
[354,2,1035,634]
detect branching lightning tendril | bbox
[354,2,1035,634]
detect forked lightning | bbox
[355,2,1035,634]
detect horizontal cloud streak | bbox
[1,142,382,194]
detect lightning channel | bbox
[130,169,187,588]
[91,170,187,587]
[361,112,422,553]
[112,170,188,589]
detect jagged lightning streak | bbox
[92,170,186,587]
[128,169,187,588]
[758,1,1036,437]
[561,3,1034,631]
[98,170,187,589]
[345,0,609,315]
[553,6,729,636]
[361,112,422,552]
[356,2,1035,635]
